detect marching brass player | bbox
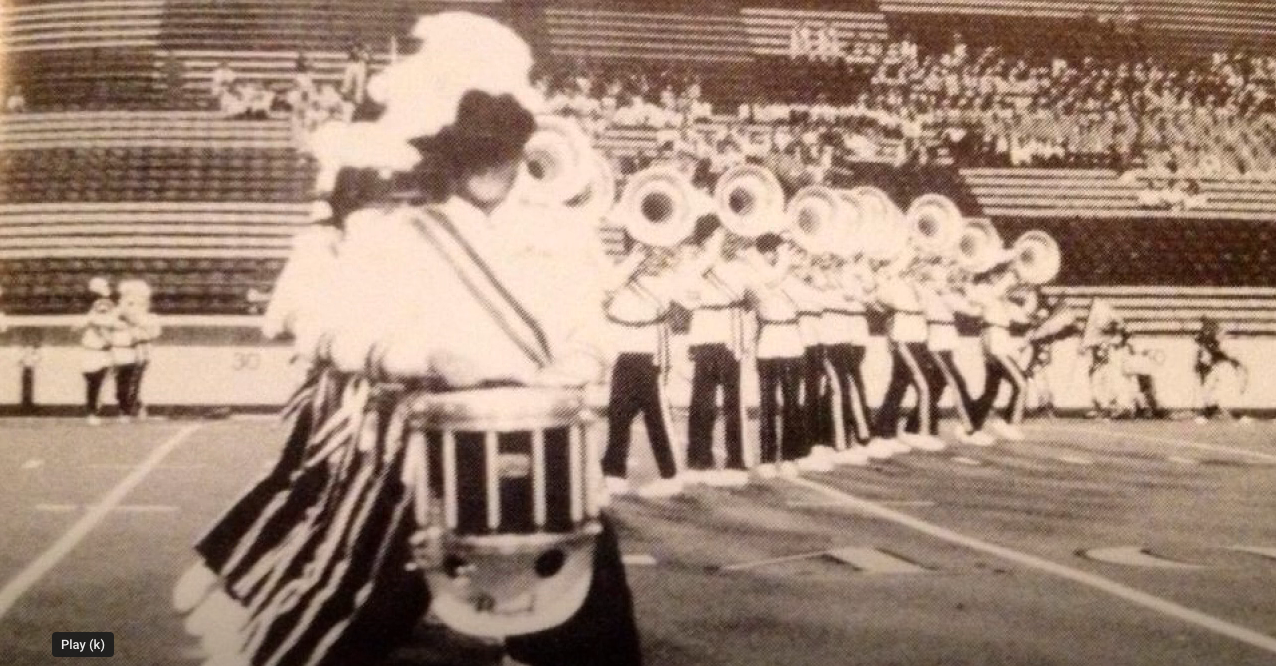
[744,233,808,478]
[182,14,641,666]
[600,233,696,499]
[969,260,1031,442]
[682,219,752,487]
[913,260,981,449]
[821,258,875,465]
[870,258,934,454]
[786,255,838,472]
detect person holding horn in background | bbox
[178,13,642,666]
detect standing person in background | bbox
[119,279,161,419]
[108,289,139,424]
[77,277,118,426]
[19,339,41,415]
[339,44,371,109]
[1194,316,1248,423]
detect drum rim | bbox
[404,386,588,427]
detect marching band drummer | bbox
[969,260,1031,442]
[190,14,642,666]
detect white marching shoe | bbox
[706,469,751,487]
[604,475,633,497]
[753,463,779,479]
[173,562,219,614]
[797,451,834,473]
[882,438,911,454]
[989,420,1026,441]
[900,433,947,452]
[636,476,685,498]
[833,446,869,466]
[863,439,895,460]
[955,427,996,447]
[777,461,800,478]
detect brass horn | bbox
[787,185,846,255]
[519,115,593,206]
[906,194,965,256]
[955,218,1005,273]
[1011,230,1062,285]
[846,186,908,261]
[617,165,704,247]
[714,163,786,239]
[563,153,617,223]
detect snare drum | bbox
[399,386,604,638]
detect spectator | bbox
[18,340,41,415]
[340,44,371,108]
[210,61,237,100]
[5,85,26,113]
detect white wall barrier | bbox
[0,317,1271,411]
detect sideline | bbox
[1033,424,1276,464]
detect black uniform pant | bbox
[686,344,745,471]
[84,369,108,416]
[20,368,35,413]
[114,363,138,417]
[757,357,805,464]
[930,349,976,434]
[902,347,946,436]
[972,352,1027,429]
[801,345,832,456]
[604,353,679,480]
[128,359,148,416]
[873,341,934,439]
[825,343,872,445]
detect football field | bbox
[0,416,1273,665]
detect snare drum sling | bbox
[198,200,639,666]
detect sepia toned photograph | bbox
[0,0,1273,664]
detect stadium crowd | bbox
[535,32,1276,184]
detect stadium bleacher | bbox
[0,0,1273,333]
[0,111,309,314]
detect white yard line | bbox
[786,476,1276,656]
[1032,425,1276,464]
[0,424,202,619]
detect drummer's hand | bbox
[530,355,603,388]
[428,351,485,388]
